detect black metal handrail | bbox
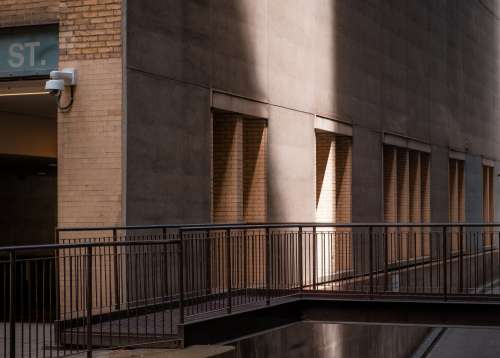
[2,222,500,358]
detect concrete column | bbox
[268,107,315,222]
[431,146,449,222]
[352,127,383,222]
[465,154,483,223]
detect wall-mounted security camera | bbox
[45,68,77,112]
[45,79,65,96]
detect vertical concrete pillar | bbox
[268,107,315,222]
[431,147,449,222]
[352,127,383,222]
[465,154,483,223]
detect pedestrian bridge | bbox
[2,223,500,357]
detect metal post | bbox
[226,229,232,314]
[86,245,93,358]
[163,227,169,299]
[459,225,464,293]
[313,226,317,290]
[205,229,212,295]
[9,250,16,358]
[384,226,389,291]
[112,228,120,310]
[179,229,185,324]
[265,227,271,305]
[369,226,374,297]
[298,226,304,292]
[442,226,448,301]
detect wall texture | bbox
[0,0,58,27]
[126,0,500,224]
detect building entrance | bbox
[0,80,57,247]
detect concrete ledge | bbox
[105,345,234,358]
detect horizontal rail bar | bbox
[55,222,500,233]
[0,239,180,252]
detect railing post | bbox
[384,226,389,291]
[86,245,93,358]
[313,226,317,290]
[163,227,169,299]
[298,226,303,292]
[442,226,448,301]
[265,227,271,305]
[459,225,464,293]
[205,229,212,295]
[112,228,120,311]
[226,229,232,314]
[9,250,16,358]
[179,229,185,324]
[369,226,374,297]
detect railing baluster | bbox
[179,229,185,324]
[86,245,93,358]
[313,226,317,290]
[443,226,448,301]
[384,226,389,292]
[9,250,16,358]
[265,227,271,305]
[226,229,232,314]
[112,228,120,311]
[459,225,464,293]
[299,226,303,292]
[369,226,374,297]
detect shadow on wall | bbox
[126,0,265,224]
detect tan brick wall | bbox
[0,0,58,27]
[335,136,352,271]
[384,146,431,260]
[397,148,410,224]
[315,132,352,274]
[58,57,123,227]
[59,0,122,61]
[243,120,267,222]
[213,116,243,223]
[384,146,397,223]
[213,115,267,223]
[315,131,336,223]
[458,160,464,222]
[409,151,422,257]
[335,136,352,224]
[420,153,431,256]
[483,165,494,246]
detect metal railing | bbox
[1,223,500,357]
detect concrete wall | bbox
[126,0,500,224]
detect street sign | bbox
[0,24,58,78]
